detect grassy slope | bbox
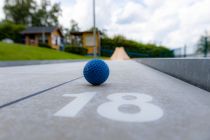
[0,42,91,61]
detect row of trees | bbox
[0,0,62,42]
[101,35,174,58]
[4,0,62,26]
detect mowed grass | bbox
[0,42,92,61]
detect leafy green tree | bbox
[70,19,80,32]
[0,20,25,42]
[197,35,210,55]
[69,20,81,46]
[4,0,62,26]
[48,2,62,26]
[4,0,36,25]
[112,35,126,45]
[32,0,62,26]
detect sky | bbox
[0,0,210,51]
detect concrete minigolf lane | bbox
[0,60,210,140]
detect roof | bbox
[70,30,103,35]
[21,26,61,34]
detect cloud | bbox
[0,1,4,20]
[1,0,210,50]
[116,2,148,24]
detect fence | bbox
[172,45,210,58]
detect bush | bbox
[38,43,51,49]
[64,46,88,55]
[0,20,25,43]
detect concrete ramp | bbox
[111,47,130,60]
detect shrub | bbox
[65,46,88,55]
[38,43,51,49]
[0,20,25,43]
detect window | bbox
[38,34,48,44]
[85,35,94,46]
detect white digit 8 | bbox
[97,93,163,122]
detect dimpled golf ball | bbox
[83,59,109,85]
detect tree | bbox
[197,35,210,56]
[0,20,25,42]
[69,20,81,46]
[4,0,62,26]
[69,20,80,32]
[113,35,126,45]
[32,0,62,26]
[4,0,36,25]
[48,2,62,26]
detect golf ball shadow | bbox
[83,59,109,86]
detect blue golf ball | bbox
[83,59,109,85]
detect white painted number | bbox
[54,92,163,122]
[97,93,163,122]
[54,92,96,117]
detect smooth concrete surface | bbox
[0,61,210,140]
[0,62,84,104]
[137,58,210,92]
[0,60,85,67]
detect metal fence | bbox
[172,44,209,58]
[172,33,210,58]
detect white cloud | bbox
[1,0,210,50]
[0,1,4,20]
[116,2,148,24]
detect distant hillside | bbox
[0,42,91,61]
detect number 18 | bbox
[54,92,163,122]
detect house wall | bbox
[35,35,39,45]
[25,35,38,46]
[25,36,30,45]
[48,35,51,47]
[24,31,61,50]
[50,30,61,50]
[82,32,100,54]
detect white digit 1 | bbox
[54,92,96,117]
[97,93,163,122]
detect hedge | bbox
[64,46,88,55]
[101,37,174,58]
[38,43,51,49]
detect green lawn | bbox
[0,42,92,61]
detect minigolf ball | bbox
[83,59,109,86]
